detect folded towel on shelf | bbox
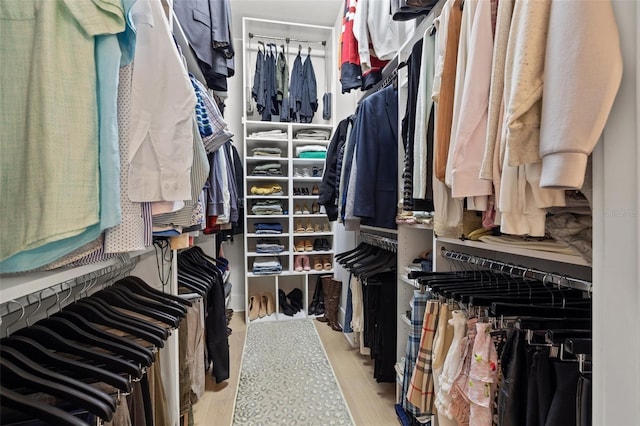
[294,129,331,140]
[251,163,283,176]
[295,145,328,156]
[298,151,327,159]
[249,129,287,139]
[252,147,282,156]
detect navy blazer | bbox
[352,86,399,229]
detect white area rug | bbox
[232,320,354,426]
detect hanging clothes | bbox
[299,55,318,123]
[0,0,125,272]
[340,0,363,93]
[251,47,266,117]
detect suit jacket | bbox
[353,85,398,229]
[318,117,351,221]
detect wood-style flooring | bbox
[191,314,398,425]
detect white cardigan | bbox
[539,0,623,189]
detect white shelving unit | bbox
[241,18,337,323]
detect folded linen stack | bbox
[252,146,282,157]
[251,162,282,176]
[251,200,283,215]
[255,238,285,254]
[294,129,331,140]
[250,183,283,195]
[254,223,283,234]
[249,129,287,139]
[295,144,327,159]
[252,256,282,275]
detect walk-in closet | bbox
[1,0,638,425]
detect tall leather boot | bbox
[316,275,333,323]
[326,278,343,332]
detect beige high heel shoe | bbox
[262,292,275,316]
[248,296,260,321]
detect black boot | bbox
[287,288,303,312]
[308,275,324,315]
[278,289,296,316]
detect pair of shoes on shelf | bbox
[295,240,313,252]
[278,288,302,316]
[294,203,311,214]
[294,255,311,271]
[293,187,310,196]
[313,238,331,251]
[295,220,315,233]
[248,292,275,321]
[312,256,332,271]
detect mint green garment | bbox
[298,151,327,159]
[0,0,125,272]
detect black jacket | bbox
[318,117,352,221]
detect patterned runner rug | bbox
[232,320,354,426]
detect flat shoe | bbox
[304,240,313,251]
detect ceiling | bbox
[229,0,344,38]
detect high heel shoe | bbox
[311,201,320,214]
[302,203,310,214]
[263,292,275,315]
[294,203,302,214]
[312,184,319,195]
[248,296,261,321]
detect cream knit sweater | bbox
[539,0,623,189]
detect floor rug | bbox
[232,320,354,426]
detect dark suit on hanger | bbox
[352,85,398,229]
[318,117,351,221]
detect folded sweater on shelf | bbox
[254,223,283,234]
[250,184,283,195]
[250,129,287,139]
[295,145,327,156]
[252,147,283,156]
[294,129,331,140]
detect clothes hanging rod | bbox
[248,33,327,46]
[440,248,592,293]
[0,254,138,320]
[360,232,398,252]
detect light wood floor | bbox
[191,314,398,425]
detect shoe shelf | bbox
[243,119,335,324]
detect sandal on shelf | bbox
[313,257,323,271]
[322,257,332,271]
[296,220,306,233]
[314,223,321,233]
[304,240,313,251]
[295,240,305,252]
[294,204,302,214]
[306,221,314,233]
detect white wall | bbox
[592,1,639,424]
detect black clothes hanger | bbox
[0,385,90,426]
[91,288,180,328]
[36,316,153,367]
[120,275,192,307]
[335,242,367,261]
[491,302,591,318]
[1,335,131,393]
[13,325,142,378]
[0,346,116,413]
[107,285,186,319]
[54,310,155,361]
[0,357,114,421]
[68,298,167,345]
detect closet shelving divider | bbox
[242,18,336,323]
